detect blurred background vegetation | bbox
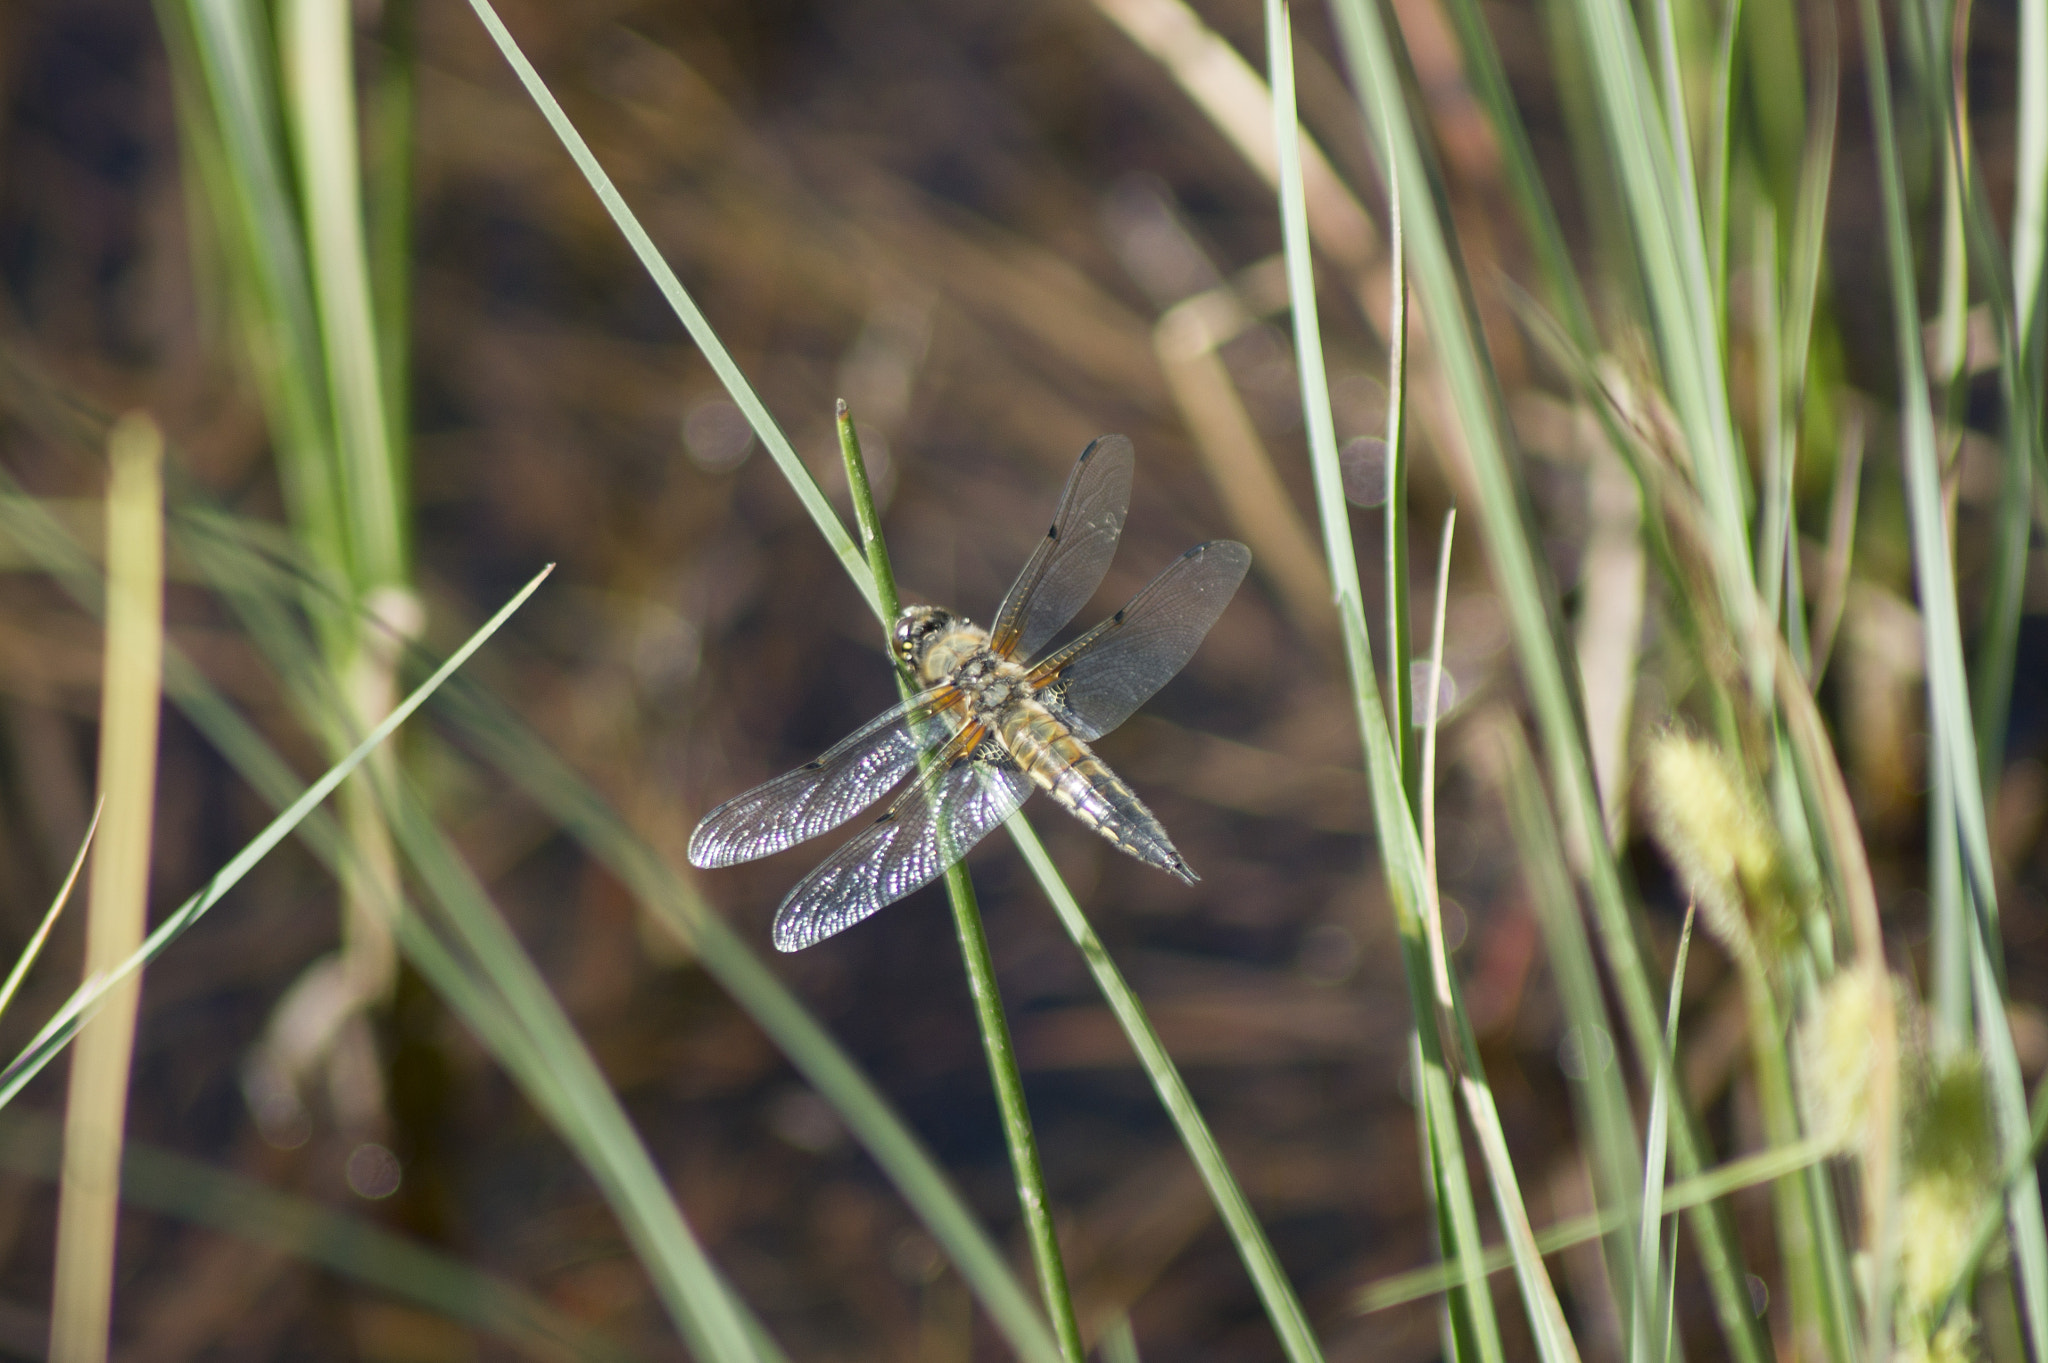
[0,0,2041,1359]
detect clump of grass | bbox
[9,0,2042,1355]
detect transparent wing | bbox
[771,742,1034,952]
[1029,540,1250,740]
[988,434,1134,662]
[688,690,963,869]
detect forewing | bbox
[771,747,1034,951]
[989,434,1133,662]
[688,692,962,868]
[1029,540,1250,740]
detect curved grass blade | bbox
[1008,825,1324,1361]
[0,564,552,1111]
[0,803,100,1024]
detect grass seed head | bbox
[1643,732,1798,977]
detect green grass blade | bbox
[1432,0,1601,350]
[0,1110,634,1363]
[1633,908,1692,1363]
[1324,2,1769,1357]
[1354,1137,1836,1314]
[1565,0,1755,648]
[367,0,415,481]
[1855,0,2048,1352]
[1101,1314,1143,1363]
[160,0,344,577]
[280,0,406,587]
[0,564,552,1112]
[2021,0,2048,353]
[460,0,876,620]
[1494,720,1649,1345]
[1008,827,1326,1362]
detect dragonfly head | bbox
[891,605,953,672]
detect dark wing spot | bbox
[1112,608,1126,623]
[874,809,896,824]
[801,760,824,771]
[1183,544,1204,560]
[1047,522,1059,540]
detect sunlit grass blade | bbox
[1100,1314,1142,1363]
[1417,517,1580,1363]
[280,0,406,588]
[1324,1,1770,1357]
[1431,0,1600,350]
[1492,717,1649,1344]
[1856,0,2048,1353]
[0,1110,634,1363]
[1562,0,1762,716]
[1352,1137,1836,1315]
[159,0,340,573]
[0,563,551,1112]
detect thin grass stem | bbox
[0,802,101,1024]
[837,411,1084,1363]
[1325,2,1772,1353]
[1270,4,1505,1356]
[1354,1137,1838,1314]
[460,0,877,619]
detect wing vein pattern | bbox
[1033,540,1251,740]
[687,693,960,868]
[990,434,1133,663]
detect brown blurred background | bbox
[0,0,2042,1358]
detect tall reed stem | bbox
[837,405,1084,1362]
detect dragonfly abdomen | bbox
[998,703,1197,883]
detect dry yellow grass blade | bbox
[51,413,166,1363]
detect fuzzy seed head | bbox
[1795,967,1892,1152]
[1644,734,1796,974]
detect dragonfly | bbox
[688,435,1251,952]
